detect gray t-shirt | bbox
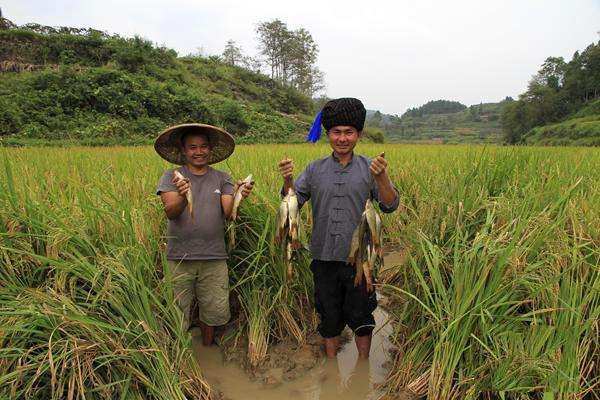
[156,166,235,260]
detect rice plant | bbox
[1,144,598,399]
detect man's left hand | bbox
[237,180,255,198]
[369,152,388,177]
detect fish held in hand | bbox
[174,170,193,218]
[347,199,383,292]
[276,187,302,279]
[228,174,253,248]
[275,194,289,245]
[286,190,300,249]
[231,174,253,221]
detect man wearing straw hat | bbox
[278,98,399,359]
[155,123,254,346]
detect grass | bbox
[523,116,600,146]
[0,143,598,399]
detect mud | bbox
[190,251,406,399]
[192,307,393,400]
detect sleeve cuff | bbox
[379,189,400,213]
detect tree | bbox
[401,100,466,118]
[501,40,600,144]
[287,28,324,95]
[256,19,290,81]
[241,56,262,73]
[222,40,244,66]
[533,56,566,90]
[369,111,383,127]
[255,19,325,96]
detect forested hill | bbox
[366,99,510,144]
[0,18,315,145]
[402,100,467,118]
[501,40,600,146]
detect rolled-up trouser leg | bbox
[194,259,230,326]
[168,260,197,331]
[342,263,377,336]
[311,260,345,338]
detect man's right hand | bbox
[278,158,294,181]
[172,175,191,199]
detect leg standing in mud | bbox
[155,124,254,346]
[278,98,400,359]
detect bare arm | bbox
[279,158,295,193]
[160,176,190,220]
[221,194,234,220]
[160,191,188,220]
[373,172,396,206]
[370,153,398,207]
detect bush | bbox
[0,99,22,135]
[362,126,385,143]
[114,36,153,72]
[0,23,315,144]
[211,99,249,135]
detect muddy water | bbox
[193,307,393,400]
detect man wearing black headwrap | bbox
[278,97,400,359]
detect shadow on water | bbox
[193,307,393,400]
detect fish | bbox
[231,174,253,221]
[365,200,383,255]
[228,174,253,248]
[347,223,361,266]
[347,199,383,292]
[275,194,289,245]
[276,188,302,279]
[287,190,300,249]
[364,244,377,292]
[173,170,193,218]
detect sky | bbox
[3,0,599,115]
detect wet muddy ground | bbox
[193,307,393,400]
[192,251,407,400]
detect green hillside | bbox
[366,99,510,144]
[501,41,600,146]
[0,19,314,145]
[522,99,600,146]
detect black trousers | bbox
[311,259,377,338]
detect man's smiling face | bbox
[182,133,211,168]
[327,125,360,156]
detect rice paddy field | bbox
[1,144,599,399]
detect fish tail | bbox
[228,224,236,248]
[354,261,364,287]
